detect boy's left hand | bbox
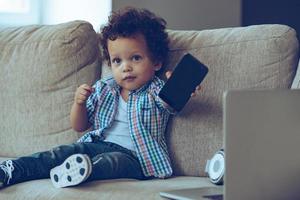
[165,70,202,97]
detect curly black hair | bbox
[100,7,169,69]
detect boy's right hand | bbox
[74,84,94,105]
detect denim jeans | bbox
[5,140,146,186]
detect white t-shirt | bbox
[104,96,135,152]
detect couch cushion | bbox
[0,21,101,157]
[0,175,216,200]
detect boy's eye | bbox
[132,55,142,61]
[112,58,121,64]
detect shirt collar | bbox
[102,76,158,96]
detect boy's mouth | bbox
[123,75,136,81]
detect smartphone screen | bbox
[159,53,208,111]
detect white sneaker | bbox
[50,154,92,188]
[0,160,14,189]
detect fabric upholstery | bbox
[1,156,215,200]
[165,25,299,176]
[0,21,101,157]
[0,160,215,200]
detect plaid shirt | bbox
[77,76,173,178]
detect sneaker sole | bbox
[50,154,92,188]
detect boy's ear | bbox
[154,62,162,71]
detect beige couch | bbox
[0,21,299,199]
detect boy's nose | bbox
[122,62,132,72]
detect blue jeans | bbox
[5,141,146,185]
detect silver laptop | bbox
[160,89,300,200]
[224,89,300,200]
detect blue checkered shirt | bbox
[77,76,173,178]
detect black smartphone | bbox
[159,53,208,111]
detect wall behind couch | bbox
[0,0,241,31]
[0,0,111,30]
[112,0,242,30]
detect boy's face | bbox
[107,34,162,95]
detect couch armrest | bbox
[0,21,101,157]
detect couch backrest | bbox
[0,21,101,157]
[164,25,299,176]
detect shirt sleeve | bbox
[149,82,177,115]
[157,95,177,115]
[86,81,100,125]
